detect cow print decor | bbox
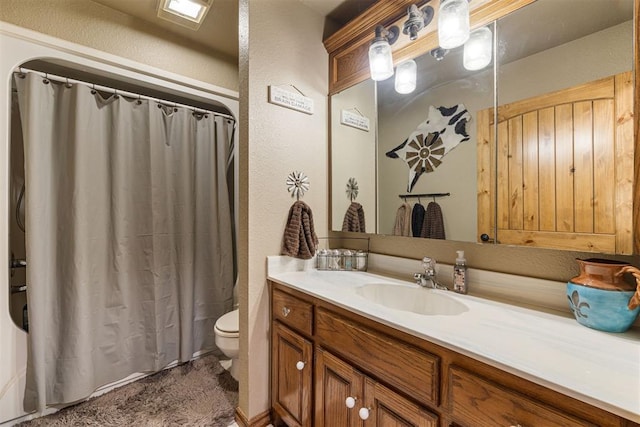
[386,104,471,192]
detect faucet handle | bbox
[422,257,435,271]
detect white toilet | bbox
[214,308,239,380]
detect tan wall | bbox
[238,0,328,419]
[0,0,238,91]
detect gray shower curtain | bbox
[14,72,234,412]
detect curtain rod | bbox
[14,67,236,122]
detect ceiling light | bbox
[158,0,212,30]
[168,0,202,19]
[463,26,492,70]
[395,59,417,94]
[438,0,470,49]
[368,25,399,81]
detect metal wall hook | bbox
[286,171,309,201]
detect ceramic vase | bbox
[566,259,640,333]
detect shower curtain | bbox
[14,72,235,412]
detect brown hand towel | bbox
[281,200,319,260]
[393,202,413,236]
[342,202,366,233]
[421,201,445,239]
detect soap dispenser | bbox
[453,250,468,294]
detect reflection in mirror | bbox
[330,0,635,255]
[331,80,376,234]
[490,0,634,254]
[377,36,494,242]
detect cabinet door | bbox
[315,347,364,427]
[272,321,313,427]
[363,378,439,427]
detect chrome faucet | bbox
[414,257,448,290]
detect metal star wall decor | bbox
[286,171,309,200]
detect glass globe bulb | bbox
[369,39,394,81]
[463,26,492,70]
[438,0,470,49]
[395,60,417,94]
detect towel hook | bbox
[286,171,309,201]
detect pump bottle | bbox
[453,250,468,294]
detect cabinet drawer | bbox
[272,288,313,336]
[316,307,440,406]
[449,366,597,427]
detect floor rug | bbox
[20,353,238,426]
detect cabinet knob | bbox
[295,361,305,371]
[282,306,291,317]
[345,396,356,408]
[358,407,370,420]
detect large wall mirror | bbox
[330,0,635,254]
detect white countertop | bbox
[267,257,640,422]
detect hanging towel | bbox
[281,200,319,259]
[393,202,413,236]
[421,201,446,239]
[411,203,425,237]
[342,202,366,233]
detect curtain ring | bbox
[17,67,25,79]
[43,73,50,85]
[136,94,142,105]
[113,89,119,99]
[65,77,72,89]
[91,83,97,95]
[173,102,178,113]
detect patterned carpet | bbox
[20,353,238,426]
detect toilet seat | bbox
[215,309,239,336]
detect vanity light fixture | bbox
[463,26,492,70]
[158,0,212,30]
[395,59,417,94]
[438,0,470,49]
[402,4,434,41]
[368,25,399,81]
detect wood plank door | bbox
[315,347,364,427]
[477,71,634,254]
[272,321,313,427]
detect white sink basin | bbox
[355,283,469,316]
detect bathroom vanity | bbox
[268,261,640,427]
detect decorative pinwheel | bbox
[286,171,309,200]
[346,177,359,201]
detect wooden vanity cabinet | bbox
[271,288,315,427]
[448,366,596,427]
[269,281,638,427]
[315,348,438,427]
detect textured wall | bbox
[0,0,238,91]
[238,0,329,419]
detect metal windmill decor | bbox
[385,104,471,192]
[346,177,359,202]
[286,171,310,200]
